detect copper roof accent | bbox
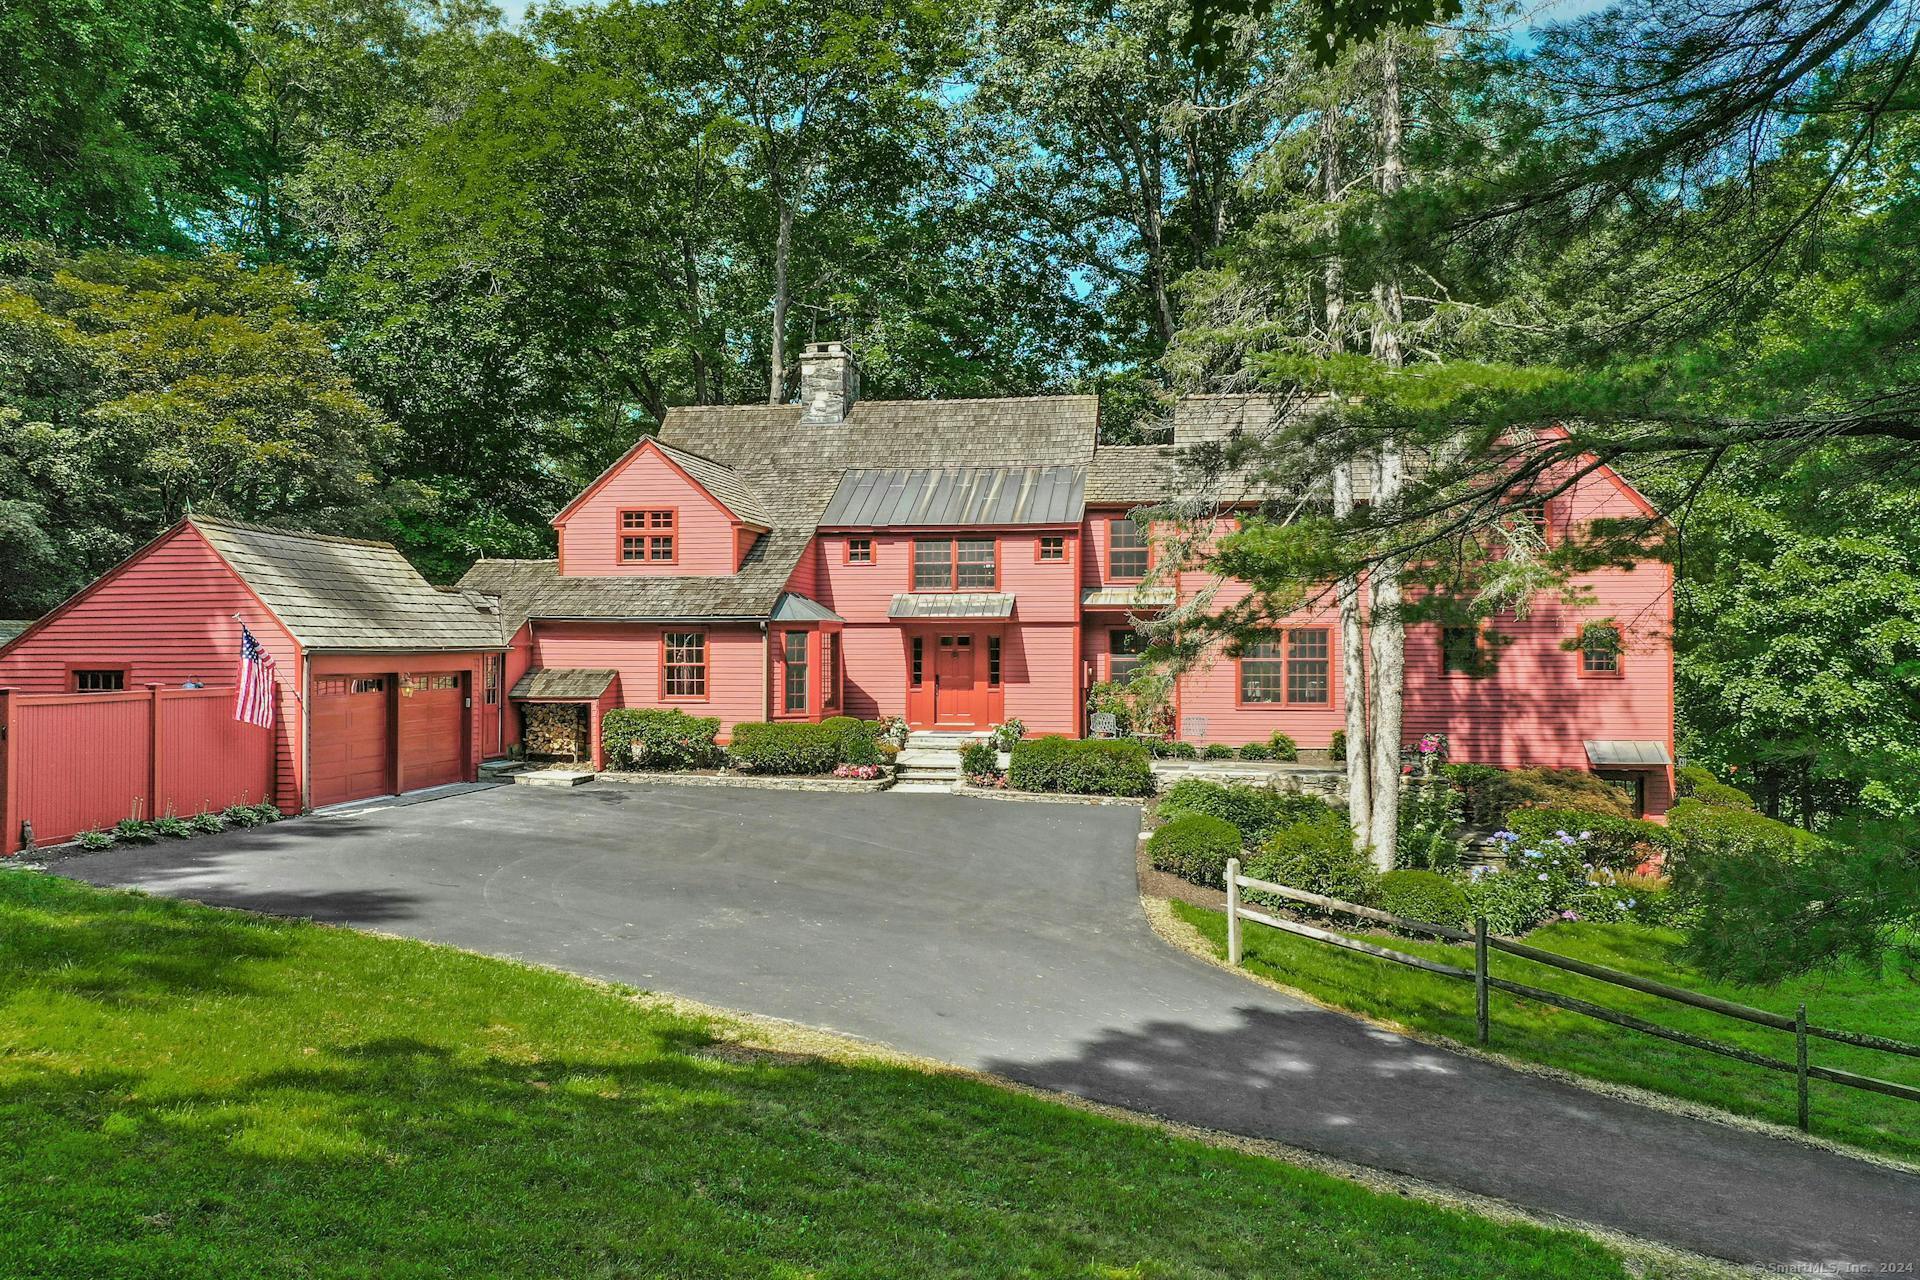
[886,592,1016,620]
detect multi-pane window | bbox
[484,657,501,706]
[912,538,997,590]
[1038,535,1066,562]
[1285,629,1330,704]
[1581,623,1622,675]
[847,537,873,564]
[1109,630,1147,682]
[71,669,126,692]
[620,509,676,563]
[1238,640,1285,703]
[988,635,1002,687]
[663,631,707,697]
[822,632,839,708]
[1441,626,1480,675]
[1107,516,1149,579]
[1238,629,1330,704]
[403,674,460,692]
[910,636,924,686]
[783,631,808,713]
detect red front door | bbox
[934,633,978,726]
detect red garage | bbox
[0,517,508,851]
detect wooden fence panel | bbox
[158,688,276,817]
[0,685,275,853]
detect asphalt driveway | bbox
[50,781,1920,1268]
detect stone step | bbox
[894,748,963,769]
[898,764,961,780]
[905,732,991,750]
[513,769,594,787]
[890,778,959,795]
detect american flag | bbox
[234,623,277,728]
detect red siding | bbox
[1000,623,1078,734]
[532,621,767,736]
[0,523,303,812]
[812,530,1079,623]
[555,444,743,577]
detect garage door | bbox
[400,672,466,791]
[312,676,391,807]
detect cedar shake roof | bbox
[191,517,506,651]
[652,440,770,527]
[509,668,618,700]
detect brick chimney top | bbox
[799,341,859,425]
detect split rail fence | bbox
[1223,857,1920,1133]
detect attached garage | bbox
[0,516,510,848]
[311,675,392,808]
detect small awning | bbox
[510,668,618,700]
[1585,740,1673,768]
[1081,586,1175,610]
[770,592,844,623]
[887,592,1015,620]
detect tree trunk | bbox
[767,186,794,406]
[1365,33,1407,870]
[1322,105,1372,847]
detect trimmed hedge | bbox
[1375,869,1470,930]
[1503,806,1671,871]
[1147,814,1241,888]
[1266,731,1299,762]
[603,708,722,771]
[1008,736,1154,797]
[727,722,844,774]
[823,715,883,767]
[1157,779,1336,846]
[1202,743,1236,759]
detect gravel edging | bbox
[597,770,894,793]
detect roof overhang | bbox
[530,614,771,625]
[1081,586,1175,610]
[887,592,1015,620]
[510,668,619,700]
[1584,740,1674,768]
[770,592,845,624]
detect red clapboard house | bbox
[459,343,1676,815]
[0,341,1675,852]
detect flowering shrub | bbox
[878,716,910,748]
[1460,865,1553,935]
[967,771,1011,789]
[833,764,884,780]
[604,708,722,771]
[960,741,1000,779]
[989,719,1025,751]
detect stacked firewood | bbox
[523,703,588,760]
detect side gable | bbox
[552,438,770,577]
[0,519,301,692]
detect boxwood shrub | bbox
[1237,742,1271,760]
[822,715,883,767]
[1008,736,1154,797]
[1266,731,1299,761]
[960,740,999,778]
[1375,869,1470,930]
[1244,809,1374,906]
[1676,765,1757,811]
[727,722,842,774]
[1202,743,1236,759]
[1147,814,1241,888]
[1157,779,1336,847]
[1441,763,1631,823]
[603,708,722,770]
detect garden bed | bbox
[598,768,894,793]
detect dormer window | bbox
[620,509,676,563]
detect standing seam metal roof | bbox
[819,466,1084,528]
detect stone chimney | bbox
[799,341,859,425]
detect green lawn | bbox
[0,874,1674,1280]
[1173,901,1920,1162]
